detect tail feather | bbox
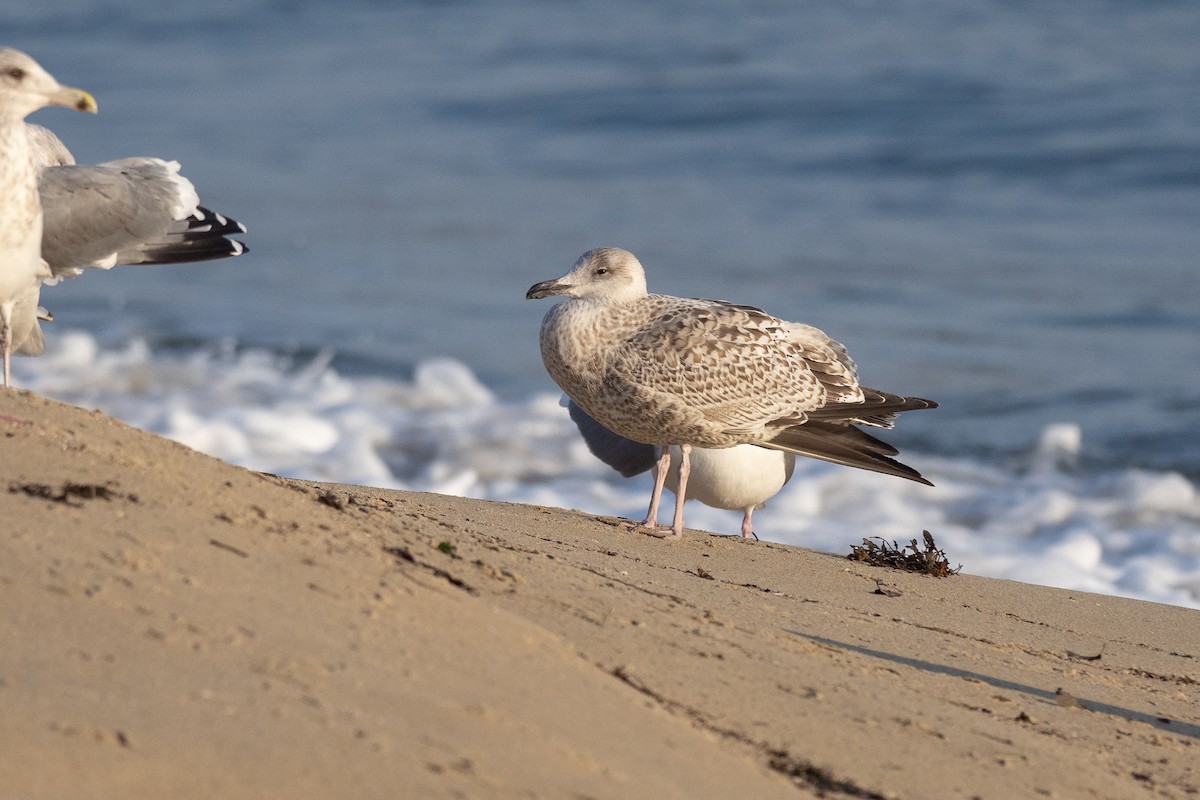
[802,389,937,429]
[763,421,932,485]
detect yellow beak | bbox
[50,86,97,114]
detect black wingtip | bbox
[134,207,249,265]
[192,206,248,236]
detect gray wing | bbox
[39,156,246,281]
[567,399,659,477]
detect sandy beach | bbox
[1,388,1196,799]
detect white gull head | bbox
[0,48,96,121]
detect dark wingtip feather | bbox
[766,421,933,485]
[191,206,248,236]
[804,390,938,429]
[135,207,249,265]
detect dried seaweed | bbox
[9,481,133,507]
[315,490,346,510]
[1066,646,1104,661]
[847,530,960,577]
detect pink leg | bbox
[648,444,690,540]
[740,507,758,540]
[667,445,691,538]
[637,446,671,529]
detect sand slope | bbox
[1,389,1196,799]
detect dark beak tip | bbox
[525,280,561,300]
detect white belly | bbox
[661,445,796,512]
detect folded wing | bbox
[28,123,247,283]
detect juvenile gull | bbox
[567,398,795,539]
[528,247,937,540]
[0,47,95,386]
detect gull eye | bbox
[595,267,608,275]
[6,67,26,81]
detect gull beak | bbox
[526,279,571,300]
[49,85,97,114]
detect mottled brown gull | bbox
[567,398,795,539]
[0,47,96,386]
[528,247,937,540]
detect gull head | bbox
[526,247,648,304]
[0,48,97,121]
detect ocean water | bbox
[7,1,1200,607]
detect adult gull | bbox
[34,122,247,279]
[528,247,937,540]
[0,47,95,386]
[0,48,247,387]
[567,398,795,539]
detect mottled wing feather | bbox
[609,296,855,435]
[785,323,863,405]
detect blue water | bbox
[7,1,1200,605]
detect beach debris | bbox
[847,530,960,577]
[384,545,477,595]
[766,748,886,798]
[209,539,249,559]
[872,578,903,597]
[316,490,346,510]
[1054,688,1088,710]
[8,481,132,507]
[1066,646,1104,661]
